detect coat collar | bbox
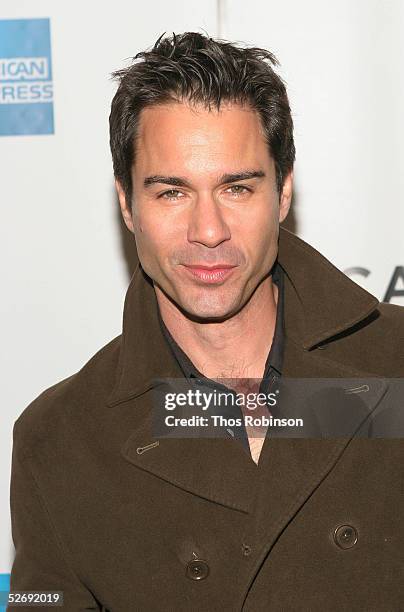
[111,227,388,515]
[278,227,379,350]
[107,226,379,407]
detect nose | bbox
[187,195,231,248]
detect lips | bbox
[181,264,237,284]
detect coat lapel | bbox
[107,264,259,513]
[120,391,259,513]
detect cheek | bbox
[237,208,275,244]
[134,214,174,264]
[237,209,278,266]
[137,203,180,235]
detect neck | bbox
[155,276,279,381]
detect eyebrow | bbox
[143,170,266,189]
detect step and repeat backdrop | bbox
[1,0,403,594]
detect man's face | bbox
[117,100,292,321]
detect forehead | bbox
[134,100,272,177]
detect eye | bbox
[159,189,184,201]
[225,184,251,196]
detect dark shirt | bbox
[157,260,285,456]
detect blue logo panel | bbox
[0,18,54,136]
[0,574,10,612]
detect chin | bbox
[177,294,241,322]
[157,278,245,321]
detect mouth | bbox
[180,264,237,284]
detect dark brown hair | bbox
[110,31,295,208]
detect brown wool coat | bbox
[8,227,404,611]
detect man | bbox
[8,32,404,611]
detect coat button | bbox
[334,525,358,549]
[186,559,209,580]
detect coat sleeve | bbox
[7,422,102,612]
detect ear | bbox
[115,179,135,233]
[279,170,293,224]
